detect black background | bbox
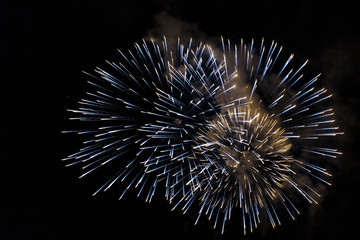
[1,0,360,239]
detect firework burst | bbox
[63,36,343,234]
[169,37,343,234]
[192,106,294,233]
[63,37,239,202]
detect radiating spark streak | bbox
[250,79,257,100]
[269,94,284,108]
[287,59,308,83]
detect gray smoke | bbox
[147,11,207,49]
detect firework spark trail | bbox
[170,37,343,234]
[63,36,343,234]
[63,37,241,204]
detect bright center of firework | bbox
[197,106,292,180]
[221,138,266,177]
[235,151,252,166]
[224,150,257,174]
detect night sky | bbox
[1,0,360,239]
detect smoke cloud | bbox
[147,11,207,48]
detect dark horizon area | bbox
[1,0,359,239]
